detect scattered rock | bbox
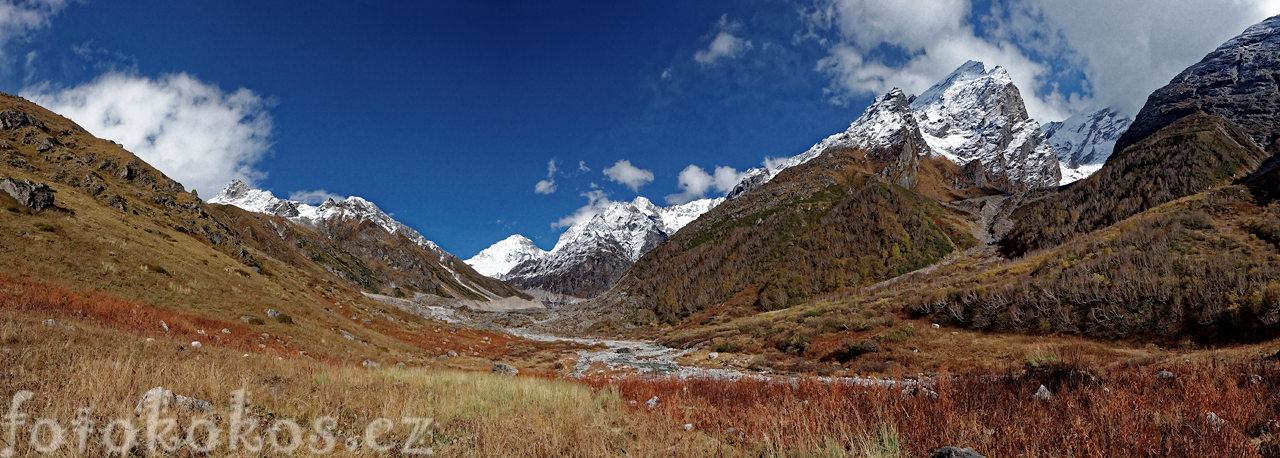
[645,396,660,408]
[41,319,75,331]
[931,323,941,329]
[708,352,719,360]
[362,360,379,368]
[134,387,211,414]
[1155,370,1175,380]
[1206,412,1226,431]
[931,446,987,458]
[190,341,202,348]
[1249,374,1263,385]
[492,362,519,376]
[266,309,282,318]
[36,136,60,152]
[447,350,458,357]
[901,384,939,400]
[683,423,693,431]
[160,320,169,332]
[221,328,231,334]
[0,178,54,211]
[1033,384,1052,401]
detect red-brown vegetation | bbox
[588,357,1280,456]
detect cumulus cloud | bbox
[534,159,558,194]
[694,15,754,65]
[1001,0,1280,115]
[805,0,1071,121]
[23,72,274,196]
[0,0,68,58]
[602,159,654,191]
[577,160,590,172]
[666,164,743,204]
[803,0,1280,121]
[551,189,611,229]
[288,189,343,205]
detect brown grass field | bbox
[0,277,1277,456]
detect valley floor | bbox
[2,301,1278,456]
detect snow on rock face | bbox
[465,235,546,279]
[728,61,1062,197]
[1043,108,1131,184]
[473,196,722,296]
[210,180,443,258]
[909,61,1060,192]
[728,88,927,198]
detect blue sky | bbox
[1,0,1277,256]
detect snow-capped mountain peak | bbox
[1043,107,1132,184]
[465,234,547,279]
[908,61,1059,191]
[727,61,1061,197]
[209,180,442,253]
[467,195,723,295]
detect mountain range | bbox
[470,60,1132,300]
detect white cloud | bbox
[577,160,590,172]
[602,159,654,191]
[1006,0,1280,115]
[534,159,558,194]
[666,164,743,204]
[806,0,1071,121]
[288,189,342,205]
[804,0,1280,121]
[694,15,754,65]
[0,0,68,58]
[552,189,611,229]
[23,72,274,196]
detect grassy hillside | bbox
[1002,113,1270,256]
[608,148,977,326]
[913,185,1280,342]
[0,93,553,368]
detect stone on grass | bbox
[931,446,986,458]
[492,362,519,376]
[1033,384,1052,401]
[134,387,211,414]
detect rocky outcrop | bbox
[0,110,44,130]
[1115,15,1280,155]
[0,178,54,210]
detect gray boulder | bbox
[1,178,53,210]
[1033,384,1052,401]
[931,446,986,458]
[134,386,212,414]
[492,362,519,376]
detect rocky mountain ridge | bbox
[210,180,523,301]
[468,196,721,297]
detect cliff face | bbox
[1115,15,1280,156]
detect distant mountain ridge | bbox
[467,196,721,297]
[211,180,525,301]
